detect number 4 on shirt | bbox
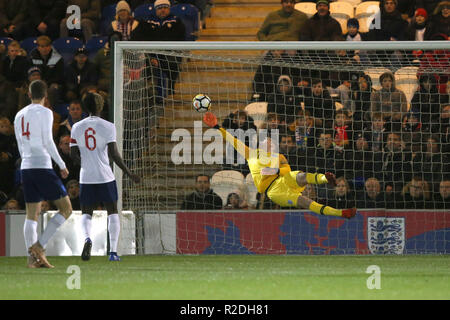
[21,116,30,139]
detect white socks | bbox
[108,214,120,253]
[24,219,38,253]
[81,214,92,240]
[38,213,66,247]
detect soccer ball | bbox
[192,94,211,113]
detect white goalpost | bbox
[113,41,450,255]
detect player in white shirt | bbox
[14,80,73,268]
[70,92,140,261]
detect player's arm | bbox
[260,157,291,176]
[202,112,251,160]
[70,145,81,166]
[107,142,141,183]
[42,110,68,178]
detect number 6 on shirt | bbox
[85,128,96,150]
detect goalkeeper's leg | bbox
[297,195,356,219]
[298,172,337,187]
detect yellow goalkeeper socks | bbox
[309,201,342,217]
[306,173,328,185]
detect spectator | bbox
[412,134,450,190]
[326,177,355,209]
[59,100,88,136]
[27,0,67,40]
[406,8,432,40]
[0,0,29,40]
[267,75,302,124]
[291,109,316,152]
[352,74,374,131]
[251,50,286,102]
[343,19,368,64]
[367,0,409,41]
[304,78,335,129]
[333,109,353,150]
[93,31,122,93]
[399,176,434,209]
[299,0,343,41]
[308,128,346,178]
[180,175,223,210]
[110,1,139,41]
[59,0,101,41]
[356,177,385,209]
[431,104,450,146]
[224,192,248,210]
[0,117,18,196]
[434,177,450,209]
[401,112,423,153]
[416,1,442,17]
[3,198,21,210]
[16,67,43,111]
[40,200,54,213]
[352,133,375,188]
[66,179,81,210]
[29,36,65,107]
[256,0,308,41]
[415,33,450,95]
[132,0,186,94]
[426,1,449,38]
[265,112,285,133]
[302,184,318,202]
[279,134,301,171]
[55,134,80,185]
[410,74,441,130]
[365,112,387,152]
[2,41,29,89]
[370,71,408,131]
[374,132,412,193]
[65,47,98,101]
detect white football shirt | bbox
[14,103,66,170]
[70,116,116,184]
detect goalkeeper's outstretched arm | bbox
[203,112,251,160]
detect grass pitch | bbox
[0,255,449,300]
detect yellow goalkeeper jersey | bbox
[218,127,291,193]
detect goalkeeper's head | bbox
[82,92,104,116]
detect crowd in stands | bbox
[0,0,448,211]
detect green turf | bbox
[0,255,449,300]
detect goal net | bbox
[114,41,450,255]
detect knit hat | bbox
[27,66,41,77]
[74,47,88,56]
[347,18,359,29]
[116,1,131,14]
[415,8,428,19]
[316,0,329,7]
[154,0,171,9]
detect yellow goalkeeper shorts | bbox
[266,171,305,208]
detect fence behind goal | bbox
[114,41,450,255]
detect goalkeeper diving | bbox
[203,112,357,219]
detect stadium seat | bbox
[330,1,355,34]
[211,170,245,205]
[294,2,317,18]
[364,67,391,90]
[338,0,362,6]
[85,36,108,60]
[244,102,268,129]
[395,66,419,105]
[20,37,38,54]
[355,1,380,33]
[52,37,83,66]
[170,3,200,41]
[133,3,155,21]
[0,37,13,47]
[100,3,117,35]
[245,173,258,208]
